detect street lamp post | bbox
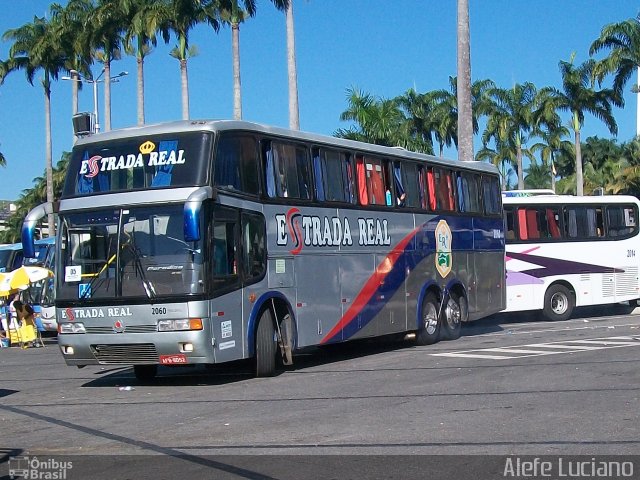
[62,68,128,134]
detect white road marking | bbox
[430,335,640,360]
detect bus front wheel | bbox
[416,292,440,345]
[255,309,277,377]
[543,284,574,321]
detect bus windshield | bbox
[57,205,205,301]
[0,249,12,272]
[62,132,213,198]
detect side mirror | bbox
[184,187,213,242]
[22,202,57,258]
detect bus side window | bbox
[457,171,481,214]
[215,135,260,195]
[264,142,312,200]
[482,176,502,215]
[517,208,528,241]
[434,167,455,211]
[398,162,419,208]
[242,212,266,282]
[504,209,516,240]
[356,156,368,205]
[364,157,388,206]
[212,206,239,292]
[315,148,353,203]
[606,205,638,237]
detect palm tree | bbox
[51,0,94,137]
[524,159,552,189]
[2,14,68,236]
[456,0,473,161]
[123,0,169,126]
[550,57,621,195]
[476,145,517,190]
[336,87,406,148]
[90,0,128,132]
[164,0,220,120]
[483,82,538,190]
[219,0,288,121]
[590,16,640,137]
[397,88,437,155]
[285,0,299,129]
[431,76,495,157]
[530,123,573,193]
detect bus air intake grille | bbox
[90,344,158,364]
[85,325,158,334]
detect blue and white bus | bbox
[23,120,505,379]
[503,192,640,320]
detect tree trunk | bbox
[456,0,473,161]
[44,81,55,237]
[575,128,583,196]
[181,58,189,120]
[71,70,79,143]
[286,0,300,130]
[516,145,524,190]
[232,22,242,120]
[137,55,145,126]
[104,60,112,132]
[636,65,639,138]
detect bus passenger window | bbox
[365,158,387,205]
[457,171,481,213]
[316,149,353,203]
[356,156,369,205]
[265,142,312,200]
[434,167,455,211]
[215,135,260,195]
[607,205,637,237]
[399,163,419,208]
[482,176,502,215]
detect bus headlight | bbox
[59,323,86,334]
[157,319,203,331]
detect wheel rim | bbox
[551,292,568,314]
[423,303,438,335]
[445,298,461,329]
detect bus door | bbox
[210,205,244,363]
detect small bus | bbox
[23,120,505,379]
[503,192,640,320]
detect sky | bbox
[1,0,640,201]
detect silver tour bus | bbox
[23,120,505,380]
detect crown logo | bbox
[139,141,155,154]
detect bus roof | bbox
[73,119,500,176]
[502,193,640,205]
[0,242,21,251]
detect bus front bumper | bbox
[58,331,217,367]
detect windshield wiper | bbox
[124,233,157,300]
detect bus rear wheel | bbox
[543,284,574,321]
[416,292,440,345]
[441,292,466,340]
[255,309,277,377]
[133,365,157,382]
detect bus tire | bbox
[255,309,277,377]
[441,292,466,341]
[133,365,157,382]
[416,292,440,346]
[543,284,574,321]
